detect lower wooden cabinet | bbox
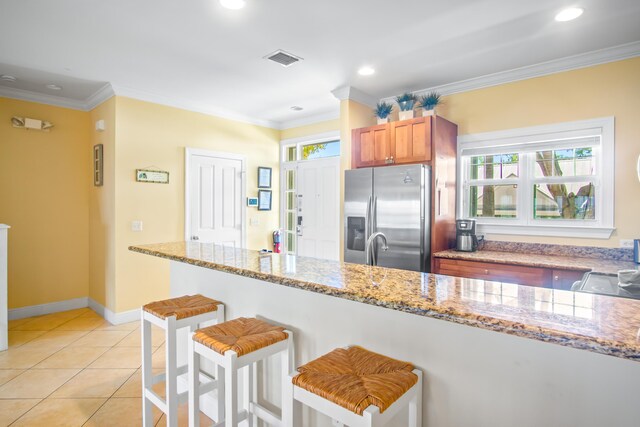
[434,258,588,289]
[551,269,586,290]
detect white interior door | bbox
[296,157,340,260]
[187,150,245,248]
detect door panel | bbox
[352,124,390,168]
[344,168,373,264]
[373,164,425,272]
[297,158,340,260]
[391,117,432,164]
[189,153,243,248]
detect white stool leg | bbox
[409,370,422,427]
[243,364,255,427]
[141,312,154,427]
[165,316,178,427]
[225,351,238,427]
[216,362,225,423]
[281,333,293,427]
[188,336,200,427]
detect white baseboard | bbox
[8,296,140,325]
[88,298,139,325]
[8,297,89,320]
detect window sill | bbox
[476,223,615,239]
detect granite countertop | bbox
[433,249,638,275]
[130,241,640,362]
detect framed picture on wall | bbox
[258,167,272,188]
[258,190,272,211]
[93,144,103,186]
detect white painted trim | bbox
[85,83,116,110]
[112,84,279,129]
[0,86,89,111]
[280,130,341,147]
[8,297,89,320]
[457,117,616,239]
[88,298,139,325]
[381,40,640,102]
[331,86,377,108]
[184,148,248,249]
[477,224,615,239]
[279,110,340,130]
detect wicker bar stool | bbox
[188,317,293,427]
[285,346,422,427]
[141,294,225,427]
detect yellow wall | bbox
[89,97,116,308]
[437,57,640,247]
[113,97,281,312]
[0,97,91,309]
[280,118,340,140]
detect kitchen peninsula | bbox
[131,241,640,427]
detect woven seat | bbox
[292,346,418,416]
[193,317,288,357]
[143,294,221,320]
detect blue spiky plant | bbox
[374,102,394,119]
[419,91,442,111]
[395,92,418,111]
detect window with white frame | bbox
[458,117,614,238]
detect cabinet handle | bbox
[390,156,394,163]
[484,269,489,274]
[554,275,559,281]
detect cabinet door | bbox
[391,117,432,164]
[552,269,587,290]
[352,124,391,168]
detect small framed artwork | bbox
[258,190,272,211]
[136,169,170,184]
[93,144,103,186]
[258,167,272,189]
[247,197,258,207]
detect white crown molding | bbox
[0,85,89,110]
[279,110,340,130]
[85,83,115,110]
[111,84,280,129]
[381,40,640,102]
[331,86,377,108]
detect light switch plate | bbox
[131,220,143,232]
[250,218,259,226]
[620,239,634,249]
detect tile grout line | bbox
[7,308,130,426]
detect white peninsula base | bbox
[169,260,640,427]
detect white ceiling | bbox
[1,0,639,128]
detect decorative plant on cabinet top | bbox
[419,91,442,116]
[396,92,418,121]
[374,102,394,125]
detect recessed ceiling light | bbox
[290,106,304,111]
[0,75,17,82]
[46,84,63,91]
[555,7,584,22]
[219,0,246,10]
[358,66,375,76]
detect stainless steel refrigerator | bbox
[344,164,431,272]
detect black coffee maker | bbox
[456,219,480,252]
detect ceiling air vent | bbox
[264,50,303,67]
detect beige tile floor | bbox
[1,308,212,426]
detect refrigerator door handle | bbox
[365,196,372,239]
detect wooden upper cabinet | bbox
[351,124,391,168]
[391,117,432,164]
[351,117,434,168]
